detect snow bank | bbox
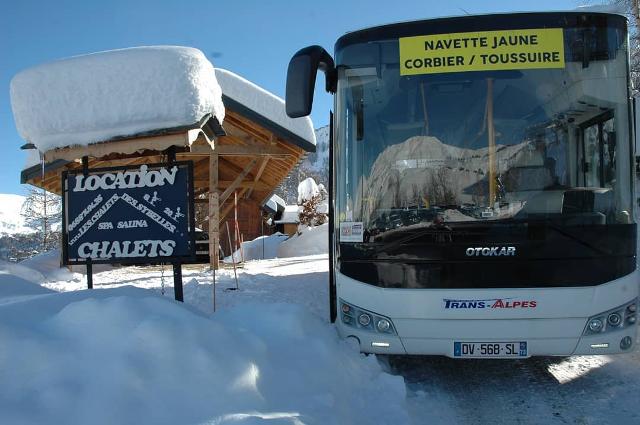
[0,279,407,424]
[0,261,51,299]
[278,224,328,257]
[11,46,225,151]
[21,249,114,282]
[20,249,73,281]
[215,68,316,145]
[298,177,320,204]
[223,232,290,263]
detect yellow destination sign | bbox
[399,28,565,75]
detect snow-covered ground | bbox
[0,254,409,425]
[223,232,290,263]
[2,250,637,424]
[278,224,328,258]
[2,211,639,424]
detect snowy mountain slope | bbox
[0,194,33,235]
[275,125,329,204]
[300,125,329,176]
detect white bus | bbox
[286,11,638,358]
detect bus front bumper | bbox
[337,318,638,357]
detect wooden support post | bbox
[209,153,219,270]
[86,261,93,289]
[234,191,239,257]
[225,221,239,290]
[173,262,183,302]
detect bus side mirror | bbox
[286,45,336,118]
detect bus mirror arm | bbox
[286,45,336,118]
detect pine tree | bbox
[21,187,62,252]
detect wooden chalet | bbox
[21,69,316,268]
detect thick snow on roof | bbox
[10,46,225,152]
[262,194,286,215]
[215,68,316,146]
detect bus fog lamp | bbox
[620,336,633,350]
[588,318,604,333]
[628,303,637,313]
[341,303,351,314]
[377,319,391,332]
[607,313,622,327]
[628,315,637,324]
[358,313,371,327]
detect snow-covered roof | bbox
[10,46,225,152]
[262,194,286,215]
[215,68,316,151]
[275,205,300,224]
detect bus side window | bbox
[579,113,615,188]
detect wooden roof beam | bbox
[193,180,271,191]
[215,145,292,156]
[220,188,249,224]
[219,158,258,205]
[245,157,269,199]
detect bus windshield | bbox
[335,22,633,240]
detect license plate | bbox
[453,341,527,358]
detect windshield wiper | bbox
[373,223,456,254]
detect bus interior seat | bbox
[517,190,565,214]
[562,188,614,217]
[515,187,612,224]
[503,166,554,192]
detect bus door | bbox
[579,112,616,188]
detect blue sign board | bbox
[62,161,195,265]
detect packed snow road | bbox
[387,351,640,424]
[36,254,640,424]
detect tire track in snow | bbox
[384,350,640,425]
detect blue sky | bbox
[1,0,581,195]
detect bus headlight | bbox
[358,313,371,327]
[583,298,638,336]
[377,319,391,332]
[339,299,397,335]
[607,313,622,327]
[588,318,603,333]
